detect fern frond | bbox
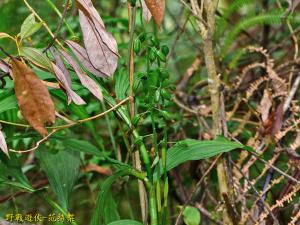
[216,0,253,39]
[222,12,284,56]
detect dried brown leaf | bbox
[145,0,165,27]
[12,58,55,136]
[78,10,118,76]
[76,0,118,53]
[60,50,103,101]
[141,0,152,22]
[272,102,284,136]
[65,40,107,78]
[259,89,272,123]
[52,63,86,105]
[50,47,72,86]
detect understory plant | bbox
[0,0,300,225]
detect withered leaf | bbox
[50,47,72,86]
[65,40,107,78]
[78,10,118,76]
[271,102,284,137]
[0,126,8,156]
[141,0,152,22]
[76,0,118,76]
[52,63,86,105]
[0,59,11,74]
[11,58,55,136]
[259,89,272,123]
[60,50,103,101]
[50,47,85,105]
[145,0,165,27]
[76,0,118,54]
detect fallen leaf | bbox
[271,102,284,136]
[81,163,112,176]
[11,58,55,136]
[141,0,152,22]
[144,0,165,27]
[76,0,118,76]
[259,89,272,122]
[60,50,103,101]
[65,40,107,78]
[0,126,8,156]
[52,63,86,105]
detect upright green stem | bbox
[127,2,150,224]
[149,185,158,225]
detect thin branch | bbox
[7,97,131,153]
[43,0,70,53]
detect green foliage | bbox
[35,147,80,210]
[0,153,34,192]
[165,136,244,171]
[90,169,134,225]
[183,206,201,225]
[20,14,42,40]
[222,11,284,56]
[107,220,143,225]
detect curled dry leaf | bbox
[60,50,103,101]
[144,0,165,27]
[0,126,8,156]
[141,0,152,22]
[11,58,55,136]
[259,89,272,122]
[65,40,107,78]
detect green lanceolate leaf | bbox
[20,14,42,40]
[0,90,18,114]
[0,153,34,192]
[20,47,52,70]
[35,146,80,210]
[166,136,244,171]
[107,220,144,225]
[90,169,137,225]
[0,32,13,40]
[183,206,201,225]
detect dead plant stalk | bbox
[190,0,234,224]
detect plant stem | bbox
[128,2,149,224]
[190,0,233,224]
[22,0,64,49]
[44,0,75,37]
[149,185,158,225]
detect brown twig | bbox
[43,0,70,53]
